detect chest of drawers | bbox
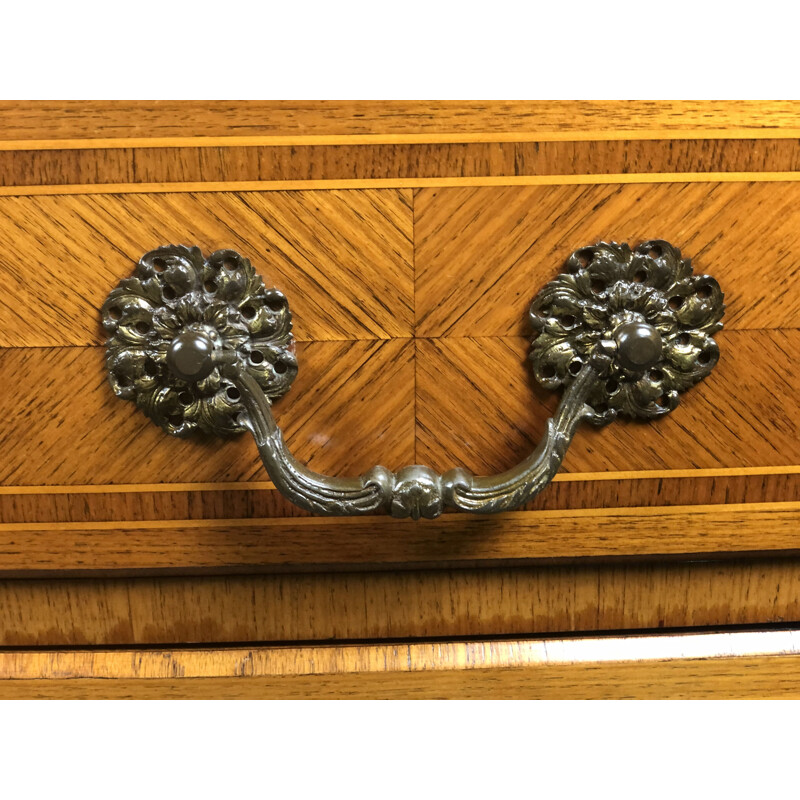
[2,101,800,697]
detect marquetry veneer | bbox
[1,102,800,697]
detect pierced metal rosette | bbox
[101,245,297,436]
[529,240,724,420]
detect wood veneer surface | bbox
[1,560,799,646]
[3,503,800,574]
[415,182,800,336]
[0,341,416,486]
[4,101,800,143]
[3,630,800,699]
[0,331,792,490]
[0,190,413,346]
[0,104,797,672]
[6,139,800,187]
[0,176,794,571]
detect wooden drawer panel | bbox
[3,561,800,647]
[0,189,413,346]
[0,340,415,486]
[0,103,799,581]
[416,331,799,474]
[415,182,800,336]
[0,181,797,572]
[4,102,800,700]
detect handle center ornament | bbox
[102,241,724,519]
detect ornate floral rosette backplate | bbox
[101,245,297,436]
[529,240,725,420]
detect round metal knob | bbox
[166,330,216,382]
[614,321,663,372]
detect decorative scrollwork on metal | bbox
[101,245,297,436]
[228,359,603,519]
[529,240,724,420]
[102,240,724,520]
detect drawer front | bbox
[0,102,798,581]
[5,101,800,699]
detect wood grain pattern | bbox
[0,340,414,486]
[4,101,800,144]
[1,103,798,656]
[3,630,800,698]
[415,182,800,336]
[416,332,800,475]
[0,331,790,491]
[2,502,800,574]
[4,139,800,188]
[0,189,413,346]
[3,471,800,524]
[0,331,794,570]
[2,559,800,646]
[9,173,800,201]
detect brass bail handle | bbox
[102,240,724,520]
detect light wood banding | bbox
[2,630,800,698]
[4,101,800,146]
[2,471,799,524]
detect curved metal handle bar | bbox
[101,241,725,522]
[226,359,603,520]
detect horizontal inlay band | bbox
[3,499,799,532]
[3,128,800,152]
[4,139,800,189]
[3,502,800,572]
[4,171,800,197]
[2,465,800,495]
